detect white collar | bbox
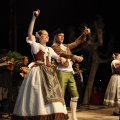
[60,44,67,52]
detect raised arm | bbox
[67,27,90,49]
[28,9,40,41]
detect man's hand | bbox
[60,57,67,64]
[74,55,84,62]
[84,27,90,35]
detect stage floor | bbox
[0,105,119,120]
[67,105,119,120]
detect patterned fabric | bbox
[39,65,64,105]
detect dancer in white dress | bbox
[11,9,69,120]
[104,53,120,116]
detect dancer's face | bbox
[40,30,49,44]
[116,54,120,61]
[36,30,49,44]
[54,33,64,44]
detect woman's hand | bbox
[33,9,40,17]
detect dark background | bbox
[1,0,119,56]
[0,0,120,93]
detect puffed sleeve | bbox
[26,36,40,54]
[112,60,120,68]
[49,47,61,62]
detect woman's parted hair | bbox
[37,29,47,35]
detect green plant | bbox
[7,51,23,62]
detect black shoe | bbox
[113,112,120,116]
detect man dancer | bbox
[51,27,90,120]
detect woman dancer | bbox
[12,9,69,120]
[104,53,120,116]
